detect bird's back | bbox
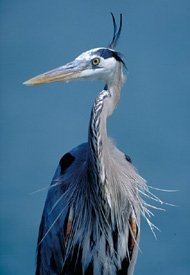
[36,142,141,275]
[36,143,87,274]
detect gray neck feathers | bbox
[88,62,124,182]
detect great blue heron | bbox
[24,14,161,275]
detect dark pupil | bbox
[93,58,98,64]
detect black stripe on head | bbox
[94,48,125,66]
[109,13,122,49]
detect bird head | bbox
[23,14,125,86]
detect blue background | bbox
[0,1,189,274]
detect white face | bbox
[75,48,120,82]
[23,47,123,86]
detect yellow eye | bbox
[92,57,100,66]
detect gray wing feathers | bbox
[36,143,88,275]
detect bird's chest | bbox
[64,168,132,274]
[69,201,130,275]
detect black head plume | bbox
[109,13,123,49]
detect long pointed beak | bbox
[23,60,86,86]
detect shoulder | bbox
[125,154,132,163]
[53,143,88,179]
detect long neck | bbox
[88,63,124,182]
